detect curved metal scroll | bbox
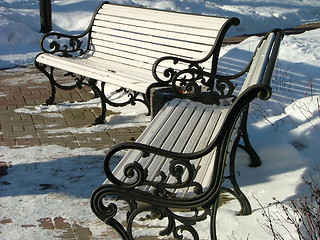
[39,32,89,57]
[104,148,204,197]
[171,68,237,100]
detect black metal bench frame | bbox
[90,29,284,239]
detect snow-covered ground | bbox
[1,0,320,239]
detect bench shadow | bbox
[0,154,121,198]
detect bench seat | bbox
[36,53,153,93]
[107,98,232,197]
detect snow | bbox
[0,0,320,239]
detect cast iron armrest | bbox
[103,140,219,190]
[152,55,207,84]
[39,31,91,57]
[152,55,251,101]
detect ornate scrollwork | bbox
[172,68,204,99]
[214,78,236,100]
[40,33,88,57]
[105,148,204,199]
[152,57,203,84]
[153,57,239,102]
[162,67,177,83]
[125,203,211,240]
[92,190,212,240]
[123,161,148,188]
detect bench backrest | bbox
[239,29,283,94]
[87,2,239,74]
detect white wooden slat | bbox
[90,50,195,81]
[91,36,201,61]
[84,55,154,81]
[109,99,184,183]
[137,99,186,144]
[132,101,193,185]
[196,150,218,192]
[99,4,228,30]
[145,100,192,147]
[84,50,152,72]
[91,44,201,70]
[92,26,215,52]
[171,104,208,153]
[92,18,218,47]
[163,105,215,186]
[142,103,229,196]
[135,102,220,192]
[178,108,224,195]
[245,37,270,87]
[85,53,154,77]
[196,111,242,193]
[83,55,170,84]
[94,14,222,41]
[36,54,151,93]
[249,33,276,86]
[146,102,206,183]
[92,44,158,67]
[110,99,191,182]
[192,108,229,189]
[240,45,264,92]
[89,43,208,79]
[90,49,194,78]
[96,75,150,93]
[240,33,276,93]
[89,51,154,73]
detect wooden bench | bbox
[90,29,284,239]
[34,1,240,124]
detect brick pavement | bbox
[0,66,146,150]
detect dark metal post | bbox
[39,0,52,33]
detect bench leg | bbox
[35,62,57,105]
[90,186,133,239]
[239,107,262,167]
[224,133,252,216]
[210,197,220,240]
[87,80,107,125]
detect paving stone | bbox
[38,217,55,229]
